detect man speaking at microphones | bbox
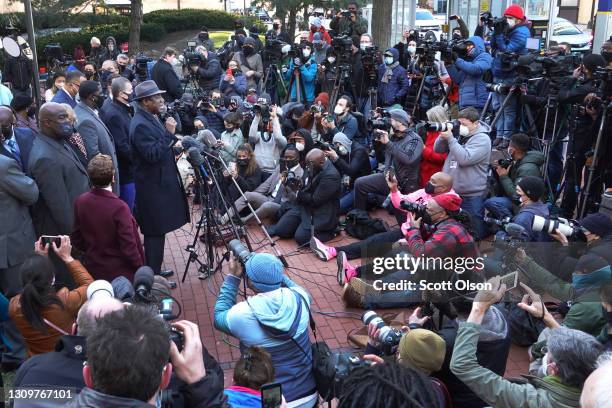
[130,80,190,278]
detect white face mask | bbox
[407,46,416,55]
[171,57,179,66]
[303,49,311,58]
[384,56,394,65]
[295,142,305,152]
[507,18,517,28]
[360,44,370,51]
[281,44,291,54]
[338,146,348,155]
[327,57,336,63]
[539,353,550,377]
[334,105,345,115]
[459,125,470,136]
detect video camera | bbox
[252,98,273,123]
[43,43,74,69]
[480,12,507,32]
[361,45,379,83]
[368,108,392,132]
[497,158,514,169]
[332,35,353,65]
[135,52,153,82]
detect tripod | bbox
[409,63,447,119]
[263,63,288,105]
[329,64,356,110]
[554,104,582,215]
[286,64,307,104]
[490,79,540,141]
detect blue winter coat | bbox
[447,36,492,110]
[220,72,247,98]
[490,23,531,79]
[377,48,410,107]
[284,57,318,103]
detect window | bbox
[416,11,435,20]
[553,23,582,35]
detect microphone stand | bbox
[203,149,289,268]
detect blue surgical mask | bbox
[58,122,74,139]
[384,56,394,65]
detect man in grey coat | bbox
[75,80,120,195]
[434,107,491,239]
[0,154,38,368]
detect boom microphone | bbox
[187,147,210,181]
[181,135,204,151]
[133,266,154,301]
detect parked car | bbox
[550,18,592,52]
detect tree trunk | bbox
[128,0,143,53]
[302,4,309,31]
[372,0,393,49]
[287,7,298,42]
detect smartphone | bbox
[499,271,518,292]
[386,167,396,182]
[41,235,61,247]
[226,68,234,77]
[261,382,282,408]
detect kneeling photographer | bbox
[484,133,545,222]
[324,132,371,213]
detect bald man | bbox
[267,148,342,245]
[0,105,35,174]
[311,171,455,261]
[13,297,124,395]
[29,103,91,239]
[580,358,612,408]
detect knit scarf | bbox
[382,61,399,84]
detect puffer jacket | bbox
[377,48,410,107]
[447,36,492,109]
[499,150,545,198]
[490,23,531,79]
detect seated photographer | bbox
[485,133,544,221]
[515,249,610,337]
[224,346,288,407]
[223,144,263,202]
[220,60,247,98]
[283,43,318,105]
[267,148,341,246]
[198,89,226,134]
[338,361,441,408]
[434,107,491,240]
[194,116,221,140]
[321,95,358,141]
[217,112,244,164]
[12,296,124,397]
[353,109,423,223]
[325,132,370,214]
[419,106,450,188]
[297,92,329,143]
[214,253,317,407]
[221,145,303,225]
[71,154,145,282]
[450,278,603,408]
[9,236,93,356]
[72,306,224,408]
[377,48,410,108]
[446,36,492,113]
[249,100,286,178]
[311,172,454,262]
[287,128,314,162]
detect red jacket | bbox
[308,27,332,45]
[420,131,448,187]
[71,188,144,282]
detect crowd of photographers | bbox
[0,1,612,406]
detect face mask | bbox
[334,105,344,115]
[421,211,435,225]
[171,58,179,66]
[424,181,436,195]
[407,46,416,55]
[273,23,280,31]
[338,145,348,156]
[295,142,305,152]
[303,49,311,58]
[360,44,370,51]
[199,33,209,40]
[231,68,238,75]
[539,353,550,377]
[85,71,94,79]
[123,92,134,103]
[467,47,476,57]
[242,46,253,56]
[108,44,115,51]
[459,125,470,136]
[507,18,516,28]
[1,125,13,140]
[92,95,104,110]
[286,159,299,169]
[327,57,336,64]
[507,147,515,158]
[236,158,248,167]
[511,193,522,206]
[384,56,394,65]
[58,122,74,139]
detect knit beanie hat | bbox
[432,193,462,212]
[575,253,610,275]
[314,92,329,110]
[111,276,134,301]
[580,213,612,237]
[399,329,446,375]
[312,17,322,28]
[333,133,352,154]
[243,37,256,47]
[389,109,410,127]
[583,53,606,73]
[504,4,525,20]
[246,253,284,292]
[518,176,545,202]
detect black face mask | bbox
[273,23,280,31]
[85,71,95,79]
[92,95,104,110]
[236,158,249,167]
[199,33,209,41]
[1,124,13,140]
[424,181,436,195]
[421,211,434,225]
[285,159,299,169]
[242,46,254,56]
[511,193,522,206]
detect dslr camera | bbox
[399,201,428,219]
[497,158,514,169]
[362,311,403,356]
[424,119,460,132]
[531,216,586,240]
[368,108,392,133]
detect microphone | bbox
[181,135,204,151]
[504,222,526,239]
[187,147,211,181]
[133,266,154,301]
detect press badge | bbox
[450,160,458,169]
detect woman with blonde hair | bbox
[420,105,449,188]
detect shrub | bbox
[0,12,128,35]
[143,9,266,34]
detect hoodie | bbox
[434,122,491,197]
[104,36,120,61]
[447,36,493,109]
[377,48,410,107]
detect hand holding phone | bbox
[261,383,282,408]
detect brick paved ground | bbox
[163,202,530,387]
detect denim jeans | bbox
[491,77,517,140]
[484,196,513,220]
[461,194,486,240]
[340,190,355,214]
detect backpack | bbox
[344,209,389,240]
[501,302,545,347]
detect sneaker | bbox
[310,236,334,261]
[492,137,503,147]
[336,251,357,286]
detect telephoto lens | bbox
[531,216,584,239]
[362,311,403,348]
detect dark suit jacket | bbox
[151,59,183,102]
[130,105,189,236]
[28,134,91,236]
[297,160,341,232]
[0,127,35,174]
[71,188,144,281]
[100,100,134,184]
[0,156,38,271]
[51,88,77,108]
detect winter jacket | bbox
[330,140,370,189]
[434,123,491,197]
[308,27,332,45]
[330,15,368,37]
[490,23,531,79]
[220,71,248,98]
[499,150,545,198]
[451,322,582,408]
[377,48,410,107]
[197,52,223,93]
[420,130,448,188]
[100,99,135,184]
[509,201,550,243]
[151,59,184,102]
[384,129,424,194]
[284,57,318,103]
[447,36,492,109]
[327,113,359,141]
[249,116,287,174]
[233,51,264,92]
[219,128,244,164]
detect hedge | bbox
[144,9,267,33]
[0,12,128,35]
